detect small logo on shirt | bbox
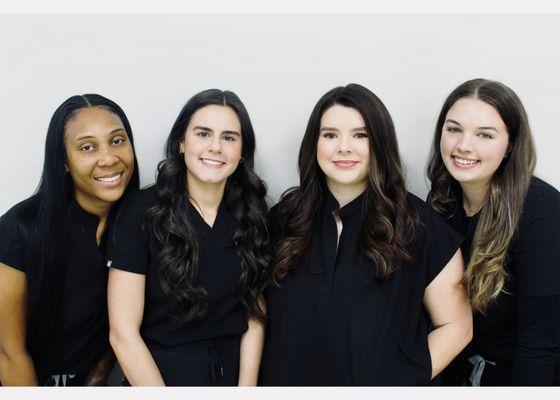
[107,260,113,267]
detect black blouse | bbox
[438,177,560,386]
[106,186,248,349]
[260,188,463,386]
[0,197,111,383]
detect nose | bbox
[456,132,473,153]
[209,135,222,153]
[337,134,351,153]
[97,144,119,167]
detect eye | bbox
[112,137,125,145]
[322,132,336,139]
[446,127,461,134]
[478,132,493,139]
[80,144,95,152]
[353,132,368,139]
[223,135,238,142]
[196,131,210,138]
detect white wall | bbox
[1,14,559,214]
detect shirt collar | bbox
[323,186,366,221]
[69,199,101,228]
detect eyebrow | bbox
[193,126,241,136]
[445,119,498,132]
[75,128,125,141]
[320,126,367,132]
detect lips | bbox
[452,156,479,168]
[333,160,359,168]
[93,171,123,186]
[200,158,226,168]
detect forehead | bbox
[446,97,506,129]
[65,107,124,139]
[320,104,365,128]
[188,104,241,130]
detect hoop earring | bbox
[239,157,244,163]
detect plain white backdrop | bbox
[1,14,559,214]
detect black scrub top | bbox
[106,186,248,349]
[0,197,111,384]
[438,177,560,386]
[260,188,463,386]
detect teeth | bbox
[202,159,224,166]
[454,157,478,165]
[96,174,121,182]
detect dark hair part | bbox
[427,78,536,312]
[22,94,139,375]
[148,89,269,324]
[271,83,418,283]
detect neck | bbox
[187,175,226,217]
[460,180,490,216]
[326,179,366,208]
[74,194,111,245]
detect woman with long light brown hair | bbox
[427,78,560,386]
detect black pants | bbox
[125,336,240,386]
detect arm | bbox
[84,349,117,386]
[0,263,37,386]
[512,293,559,385]
[107,268,165,386]
[238,298,266,386]
[423,249,473,379]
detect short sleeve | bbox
[106,190,153,275]
[417,199,464,285]
[510,187,560,296]
[0,205,27,271]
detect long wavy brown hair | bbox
[271,83,418,284]
[427,78,536,313]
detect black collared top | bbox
[0,197,111,383]
[260,188,463,386]
[106,186,248,349]
[438,177,560,386]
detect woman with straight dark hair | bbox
[107,89,269,386]
[427,78,560,386]
[0,94,139,386]
[259,83,472,386]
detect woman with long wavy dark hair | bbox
[107,89,269,386]
[0,94,139,386]
[259,83,472,386]
[427,78,560,386]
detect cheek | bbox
[316,139,333,163]
[66,152,90,178]
[483,141,509,168]
[118,144,135,167]
[228,142,243,160]
[440,135,452,156]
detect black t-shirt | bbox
[260,188,463,386]
[438,177,560,386]
[106,186,248,349]
[0,197,110,383]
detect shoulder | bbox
[517,177,559,231]
[407,191,444,230]
[523,177,559,215]
[117,185,158,216]
[0,195,39,231]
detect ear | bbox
[179,140,185,155]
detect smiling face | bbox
[180,104,243,190]
[64,106,134,215]
[317,104,370,197]
[440,97,510,191]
